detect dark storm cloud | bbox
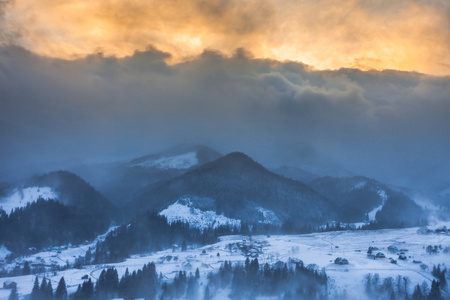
[0,45,449,189]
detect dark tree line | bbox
[205,259,328,300]
[364,273,445,300]
[61,259,327,300]
[30,276,67,300]
[70,264,158,299]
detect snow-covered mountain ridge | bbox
[130,152,199,170]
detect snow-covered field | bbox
[0,187,57,214]
[0,225,449,299]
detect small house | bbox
[334,257,349,265]
[3,280,17,289]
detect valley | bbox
[0,224,449,299]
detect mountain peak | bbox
[196,151,267,174]
[223,151,254,161]
[128,145,222,169]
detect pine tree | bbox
[186,276,199,300]
[46,279,53,298]
[195,268,200,279]
[429,280,442,300]
[55,277,67,300]
[245,257,250,272]
[412,284,423,300]
[85,248,92,265]
[23,261,31,275]
[182,240,187,252]
[8,286,19,300]
[83,278,94,298]
[73,285,82,300]
[40,277,48,299]
[203,285,211,300]
[31,276,40,300]
[389,291,395,300]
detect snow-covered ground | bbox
[160,198,241,230]
[131,152,198,170]
[0,187,57,214]
[0,225,449,299]
[0,225,118,287]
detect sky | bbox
[0,0,450,191]
[2,0,450,75]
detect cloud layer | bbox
[2,0,450,74]
[1,46,449,190]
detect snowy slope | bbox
[256,207,282,225]
[1,225,118,273]
[130,152,198,170]
[367,189,388,221]
[160,197,241,230]
[0,245,12,260]
[0,187,57,214]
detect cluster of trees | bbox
[363,273,444,300]
[161,269,200,299]
[70,264,158,299]
[30,276,67,300]
[0,199,108,257]
[93,211,204,263]
[431,264,447,288]
[79,259,327,300]
[205,259,328,299]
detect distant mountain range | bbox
[309,176,425,225]
[0,145,429,251]
[126,150,426,228]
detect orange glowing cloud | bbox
[2,0,450,75]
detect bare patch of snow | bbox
[160,197,241,230]
[0,187,57,214]
[131,152,198,170]
[256,207,282,225]
[352,181,367,190]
